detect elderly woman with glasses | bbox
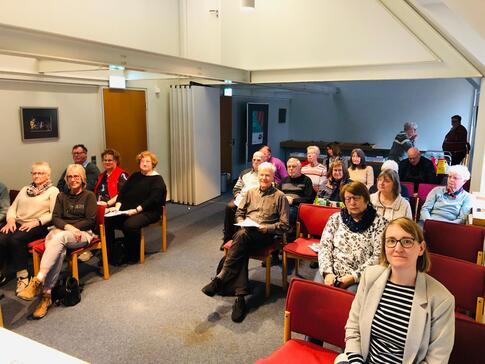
[94,149,129,207]
[316,181,387,293]
[0,162,59,294]
[337,217,454,364]
[18,164,97,319]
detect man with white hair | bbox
[420,165,472,224]
[222,151,264,245]
[388,121,418,162]
[202,162,289,323]
[301,145,327,192]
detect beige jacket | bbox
[345,265,455,364]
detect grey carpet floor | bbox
[0,194,317,364]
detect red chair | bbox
[282,204,340,290]
[415,183,440,220]
[256,278,355,364]
[428,253,485,322]
[400,181,415,195]
[223,237,282,298]
[30,205,110,281]
[449,314,485,364]
[424,219,484,265]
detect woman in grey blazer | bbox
[337,217,455,364]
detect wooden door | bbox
[103,89,147,174]
[220,95,232,175]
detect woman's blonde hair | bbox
[136,150,158,167]
[379,217,431,273]
[64,164,87,189]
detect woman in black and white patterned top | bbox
[337,217,455,364]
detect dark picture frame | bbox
[246,103,269,162]
[20,107,59,141]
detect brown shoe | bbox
[33,293,52,319]
[17,277,43,301]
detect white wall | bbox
[0,80,103,190]
[231,95,290,178]
[290,78,476,152]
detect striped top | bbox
[347,281,415,364]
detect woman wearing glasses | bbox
[0,162,58,294]
[316,181,387,292]
[94,149,129,207]
[18,164,97,319]
[338,217,454,363]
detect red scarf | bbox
[94,166,127,198]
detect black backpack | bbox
[51,276,82,307]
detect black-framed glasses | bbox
[344,195,362,203]
[385,237,416,249]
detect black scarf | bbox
[340,204,377,233]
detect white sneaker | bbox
[78,251,93,262]
[16,276,29,295]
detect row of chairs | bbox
[257,278,485,364]
[400,182,440,221]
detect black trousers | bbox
[223,200,237,243]
[105,212,159,261]
[0,223,48,271]
[220,228,274,296]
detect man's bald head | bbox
[407,147,421,166]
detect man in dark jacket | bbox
[57,144,100,193]
[399,148,437,192]
[442,114,469,165]
[388,121,418,162]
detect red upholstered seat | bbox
[255,339,338,364]
[449,314,485,364]
[282,204,340,290]
[424,219,484,265]
[256,278,355,364]
[415,183,440,220]
[428,253,485,322]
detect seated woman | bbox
[316,181,387,292]
[0,162,58,293]
[420,164,472,224]
[318,160,351,203]
[94,149,129,207]
[370,169,412,221]
[17,164,97,319]
[338,217,454,363]
[324,143,347,170]
[106,151,166,263]
[348,148,374,190]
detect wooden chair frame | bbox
[139,205,167,264]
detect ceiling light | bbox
[242,0,255,9]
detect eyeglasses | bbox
[67,175,81,180]
[385,237,416,249]
[344,196,362,203]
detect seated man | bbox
[420,165,472,224]
[259,145,288,184]
[202,162,289,323]
[399,147,437,192]
[222,151,263,245]
[279,158,315,227]
[57,144,100,193]
[301,145,327,193]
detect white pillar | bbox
[471,79,485,192]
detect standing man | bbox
[442,114,469,165]
[202,162,289,323]
[388,121,418,162]
[57,144,100,193]
[301,145,327,193]
[399,147,437,192]
[259,145,288,184]
[279,158,315,227]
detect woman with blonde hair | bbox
[0,162,58,294]
[18,164,97,319]
[338,217,454,363]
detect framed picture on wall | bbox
[20,107,59,141]
[246,103,269,162]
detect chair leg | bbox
[161,212,167,252]
[140,229,145,264]
[0,305,3,328]
[101,248,110,281]
[32,250,40,276]
[71,255,79,282]
[265,255,271,298]
[295,259,300,276]
[282,251,288,291]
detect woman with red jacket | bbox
[94,149,129,207]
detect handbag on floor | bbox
[51,276,82,307]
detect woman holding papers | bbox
[18,164,96,319]
[105,151,166,263]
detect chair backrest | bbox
[417,183,439,201]
[285,278,355,348]
[9,189,19,204]
[400,182,414,196]
[96,204,106,227]
[297,203,340,237]
[449,315,485,364]
[424,219,485,264]
[428,253,485,319]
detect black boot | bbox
[201,277,222,297]
[231,296,247,323]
